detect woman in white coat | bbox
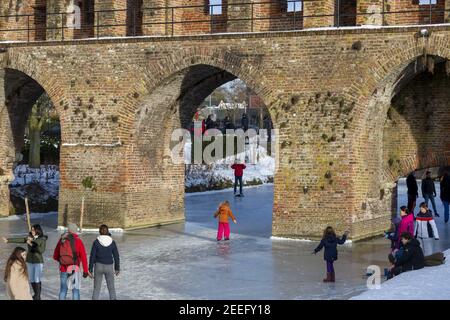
[4,247,33,300]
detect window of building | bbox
[287,1,302,12]
[418,0,437,4]
[208,0,223,15]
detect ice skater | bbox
[214,201,237,241]
[231,160,246,197]
[312,227,349,283]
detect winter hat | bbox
[67,222,78,233]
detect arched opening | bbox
[129,63,276,237]
[381,56,450,249]
[0,68,60,221]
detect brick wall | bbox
[1,26,450,240]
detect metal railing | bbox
[0,0,448,42]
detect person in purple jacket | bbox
[88,224,120,300]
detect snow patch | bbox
[57,226,124,233]
[0,211,57,221]
[352,250,450,300]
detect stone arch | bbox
[119,47,277,142]
[0,51,66,216]
[346,34,450,231]
[121,50,276,229]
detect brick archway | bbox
[0,52,66,217]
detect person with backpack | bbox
[53,222,89,300]
[312,227,350,283]
[2,224,48,300]
[89,225,120,300]
[4,247,33,300]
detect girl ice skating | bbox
[214,201,237,241]
[313,227,350,283]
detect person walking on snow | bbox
[406,172,418,213]
[214,201,237,241]
[89,224,120,300]
[422,171,439,217]
[4,247,32,300]
[312,227,350,283]
[231,160,246,196]
[440,171,450,223]
[53,222,89,300]
[2,224,47,300]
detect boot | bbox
[330,272,335,283]
[31,282,37,300]
[323,273,332,282]
[35,282,42,300]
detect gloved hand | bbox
[83,272,89,278]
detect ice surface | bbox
[0,182,449,300]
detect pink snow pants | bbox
[217,222,230,240]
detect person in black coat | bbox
[241,113,249,132]
[312,227,350,283]
[406,172,418,213]
[440,171,450,223]
[387,232,424,279]
[422,171,439,217]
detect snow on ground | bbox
[352,250,450,300]
[185,142,275,191]
[9,164,59,199]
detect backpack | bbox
[59,233,78,266]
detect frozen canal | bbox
[0,181,449,300]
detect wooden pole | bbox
[25,197,31,232]
[79,195,85,232]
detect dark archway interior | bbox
[178,64,236,129]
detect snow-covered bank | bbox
[352,250,450,300]
[0,211,57,221]
[185,142,275,192]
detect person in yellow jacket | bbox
[4,247,33,300]
[214,201,237,241]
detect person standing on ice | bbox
[53,222,89,300]
[4,247,33,300]
[406,172,418,213]
[89,224,120,300]
[3,224,47,300]
[421,171,439,217]
[440,171,450,223]
[397,206,414,249]
[214,201,237,241]
[312,227,349,283]
[231,160,246,196]
[415,202,439,255]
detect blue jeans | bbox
[59,272,80,300]
[234,176,243,194]
[27,263,43,283]
[424,194,438,215]
[444,200,449,223]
